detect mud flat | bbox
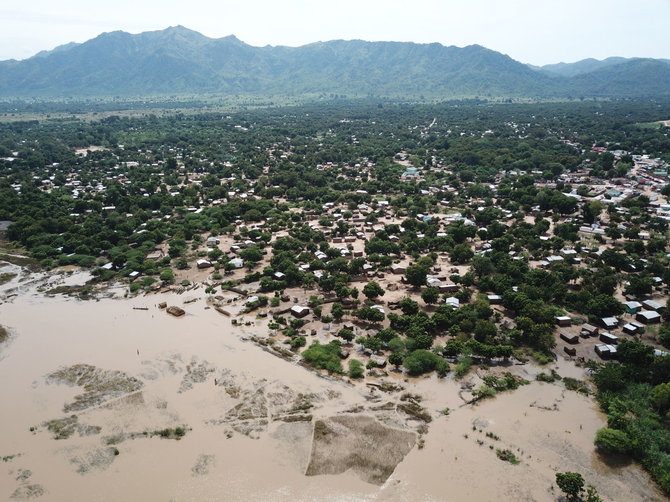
[306,415,416,485]
[388,380,664,502]
[0,269,666,501]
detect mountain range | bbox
[1,26,669,100]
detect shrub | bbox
[289,336,306,349]
[563,377,590,395]
[594,428,631,455]
[301,341,343,374]
[536,370,561,383]
[338,328,355,342]
[403,350,443,376]
[435,359,450,378]
[555,472,584,499]
[495,449,519,464]
[454,356,473,379]
[348,359,364,379]
[159,268,174,282]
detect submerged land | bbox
[0,99,669,501]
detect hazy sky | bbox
[1,0,669,65]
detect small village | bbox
[1,101,670,499]
[3,112,669,376]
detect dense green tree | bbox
[399,297,420,316]
[301,341,343,374]
[421,287,440,305]
[594,428,631,455]
[362,281,384,299]
[403,350,443,376]
[555,472,584,500]
[331,302,345,321]
[405,263,428,288]
[450,243,474,264]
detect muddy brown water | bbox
[0,270,665,501]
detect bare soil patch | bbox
[305,414,416,485]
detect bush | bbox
[536,370,561,383]
[331,302,344,320]
[563,377,590,395]
[348,359,364,379]
[482,372,528,392]
[159,268,174,282]
[495,449,519,464]
[290,336,306,349]
[555,472,584,499]
[403,350,443,376]
[301,341,343,374]
[594,427,631,455]
[338,328,355,342]
[421,287,440,305]
[399,297,420,315]
[658,324,670,349]
[435,358,450,378]
[363,281,384,299]
[454,356,473,378]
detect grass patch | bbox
[397,402,432,422]
[151,426,188,440]
[563,377,590,395]
[0,272,16,285]
[496,448,520,464]
[482,372,529,392]
[0,253,40,271]
[400,392,423,403]
[634,121,668,130]
[378,382,405,393]
[45,284,94,299]
[536,369,562,383]
[470,373,529,404]
[531,351,554,365]
[398,392,431,422]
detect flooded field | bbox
[0,266,665,502]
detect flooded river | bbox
[0,268,665,501]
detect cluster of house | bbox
[555,299,667,360]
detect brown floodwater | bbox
[0,269,666,501]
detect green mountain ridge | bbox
[0,26,668,99]
[536,56,670,78]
